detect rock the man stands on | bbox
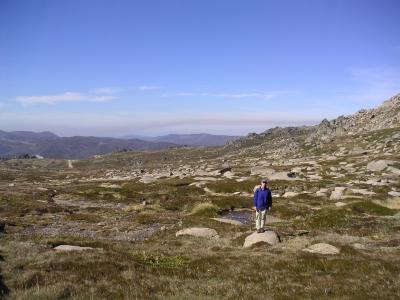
[253,179,273,233]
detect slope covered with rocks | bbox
[226,93,400,158]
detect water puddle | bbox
[219,209,253,225]
[219,209,284,225]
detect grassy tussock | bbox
[189,202,219,216]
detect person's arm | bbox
[268,189,272,210]
[253,189,258,210]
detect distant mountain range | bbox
[0,131,242,159]
[121,133,242,147]
[0,131,178,159]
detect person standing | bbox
[252,178,272,233]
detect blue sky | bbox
[0,0,399,137]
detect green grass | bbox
[133,252,189,268]
[304,208,353,232]
[205,178,258,194]
[63,213,103,223]
[136,212,160,225]
[209,195,252,210]
[350,201,395,216]
[0,195,64,218]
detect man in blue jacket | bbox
[253,178,272,233]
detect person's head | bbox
[261,178,268,189]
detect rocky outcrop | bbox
[226,126,313,158]
[225,94,399,157]
[306,94,400,144]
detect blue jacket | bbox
[253,187,272,210]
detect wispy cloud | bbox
[15,92,85,105]
[89,95,117,102]
[176,92,194,96]
[202,92,278,99]
[163,90,296,99]
[91,87,121,94]
[138,85,162,91]
[341,66,400,104]
[14,90,118,106]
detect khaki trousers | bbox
[255,209,267,230]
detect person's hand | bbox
[268,207,272,211]
[252,206,256,211]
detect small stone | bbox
[219,167,231,175]
[352,243,367,250]
[330,187,346,200]
[350,189,376,196]
[316,188,328,197]
[140,175,157,184]
[308,174,322,180]
[310,207,322,210]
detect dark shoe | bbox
[257,229,262,233]
[261,228,265,233]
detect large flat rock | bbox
[302,243,340,255]
[53,245,95,251]
[373,198,400,209]
[243,231,279,248]
[367,160,389,172]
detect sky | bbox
[0,0,399,137]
